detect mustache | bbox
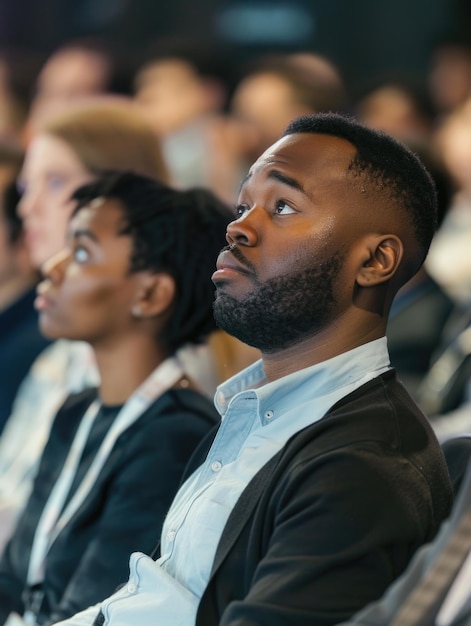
[221,244,257,275]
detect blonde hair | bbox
[39,99,169,183]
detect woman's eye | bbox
[275,201,296,215]
[73,246,90,263]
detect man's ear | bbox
[356,234,404,287]
[131,272,176,319]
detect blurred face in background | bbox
[135,59,222,136]
[434,100,471,195]
[27,48,112,134]
[231,72,305,160]
[17,134,94,268]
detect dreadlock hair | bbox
[284,113,438,268]
[71,171,232,353]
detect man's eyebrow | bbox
[239,169,310,198]
[268,169,308,195]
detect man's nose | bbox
[226,206,263,247]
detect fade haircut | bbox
[71,171,232,352]
[284,113,438,262]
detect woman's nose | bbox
[17,186,41,220]
[41,248,71,283]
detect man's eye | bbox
[73,246,90,263]
[275,201,296,215]
[235,204,249,218]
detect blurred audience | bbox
[0,142,50,433]
[356,81,456,399]
[355,79,434,145]
[23,39,127,142]
[133,39,237,196]
[0,50,41,142]
[386,146,455,400]
[230,51,348,166]
[416,303,471,439]
[426,98,471,304]
[428,32,471,118]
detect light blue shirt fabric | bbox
[56,338,391,626]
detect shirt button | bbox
[127,582,137,593]
[211,461,222,472]
[167,530,176,542]
[264,410,274,420]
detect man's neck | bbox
[260,324,385,383]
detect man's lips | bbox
[212,248,253,282]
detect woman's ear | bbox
[131,272,176,319]
[356,234,404,287]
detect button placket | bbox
[211,460,222,472]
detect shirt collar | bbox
[215,337,390,418]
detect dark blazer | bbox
[340,458,471,626]
[171,370,452,626]
[0,287,51,432]
[0,386,219,625]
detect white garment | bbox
[0,341,98,547]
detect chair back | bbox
[441,435,471,496]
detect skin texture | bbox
[212,132,406,382]
[17,134,94,269]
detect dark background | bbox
[0,0,470,95]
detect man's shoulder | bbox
[284,370,425,453]
[276,370,452,508]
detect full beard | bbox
[213,252,344,354]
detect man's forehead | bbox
[246,132,357,181]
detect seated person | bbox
[56,113,452,626]
[0,147,51,432]
[0,171,231,624]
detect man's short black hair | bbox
[71,171,232,352]
[284,113,438,262]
